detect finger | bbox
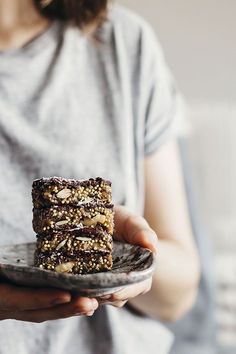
[106,300,128,308]
[113,207,158,253]
[109,279,152,302]
[5,297,99,323]
[114,206,148,238]
[0,283,71,311]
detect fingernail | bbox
[92,298,98,309]
[148,242,158,254]
[152,246,158,255]
[73,310,94,317]
[52,296,71,306]
[73,312,87,316]
[99,295,111,300]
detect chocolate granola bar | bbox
[34,251,113,274]
[35,227,113,255]
[32,177,112,208]
[32,177,114,274]
[32,203,114,235]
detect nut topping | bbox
[83,214,106,226]
[55,220,69,226]
[76,236,91,241]
[56,189,72,199]
[55,239,67,250]
[55,262,74,273]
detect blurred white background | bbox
[120,0,236,348]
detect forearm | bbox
[128,238,200,322]
[112,201,200,321]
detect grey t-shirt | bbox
[0,5,181,354]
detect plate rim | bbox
[0,241,157,289]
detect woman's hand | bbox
[0,283,98,322]
[0,207,157,321]
[99,205,158,308]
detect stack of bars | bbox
[32,177,114,274]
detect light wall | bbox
[119,0,236,103]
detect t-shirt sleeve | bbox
[139,23,187,155]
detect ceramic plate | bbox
[0,241,156,297]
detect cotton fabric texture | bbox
[0,5,182,354]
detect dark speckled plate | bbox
[0,242,157,297]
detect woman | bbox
[0,0,200,353]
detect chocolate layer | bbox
[36,227,113,254]
[32,177,112,208]
[34,251,113,274]
[33,203,114,234]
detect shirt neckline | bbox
[0,21,62,59]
